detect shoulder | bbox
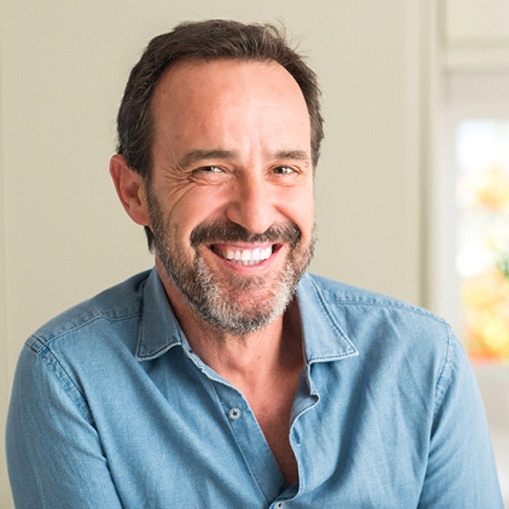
[301,272,454,352]
[301,273,467,410]
[305,272,446,322]
[26,270,152,353]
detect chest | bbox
[251,393,299,486]
[88,351,428,507]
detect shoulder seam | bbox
[307,275,446,325]
[319,293,447,326]
[28,311,141,350]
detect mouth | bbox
[209,244,281,267]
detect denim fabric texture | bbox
[6,269,503,508]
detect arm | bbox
[6,343,124,509]
[418,332,503,508]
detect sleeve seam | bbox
[24,340,95,425]
[432,325,456,421]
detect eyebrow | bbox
[178,150,237,168]
[273,150,310,162]
[178,148,311,168]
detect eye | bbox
[197,165,223,174]
[190,165,230,184]
[191,165,225,178]
[272,165,295,175]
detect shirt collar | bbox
[135,268,359,363]
[296,273,359,364]
[135,268,184,361]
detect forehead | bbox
[151,58,310,129]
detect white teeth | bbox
[216,246,273,265]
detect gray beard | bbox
[147,191,314,336]
[169,250,299,336]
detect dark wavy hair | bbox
[116,19,323,250]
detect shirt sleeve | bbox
[417,330,504,508]
[6,341,124,509]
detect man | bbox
[6,19,503,508]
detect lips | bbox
[191,221,300,267]
[211,244,275,266]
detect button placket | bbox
[213,383,284,501]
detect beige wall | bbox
[0,1,432,506]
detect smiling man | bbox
[6,20,503,508]
[134,58,315,340]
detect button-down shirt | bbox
[6,269,503,507]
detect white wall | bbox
[0,1,432,506]
[444,0,509,70]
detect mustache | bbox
[190,221,302,248]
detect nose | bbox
[225,173,276,234]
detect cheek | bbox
[283,189,315,233]
[168,188,227,242]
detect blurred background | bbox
[1,0,509,506]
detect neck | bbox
[155,263,304,385]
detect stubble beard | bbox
[147,189,315,337]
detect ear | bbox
[110,154,151,226]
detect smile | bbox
[210,245,276,266]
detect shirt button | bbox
[228,408,242,420]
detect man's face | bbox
[147,59,315,335]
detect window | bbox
[433,71,509,364]
[456,119,509,361]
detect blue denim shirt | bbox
[6,269,503,508]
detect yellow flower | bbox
[474,166,509,212]
[462,268,509,361]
